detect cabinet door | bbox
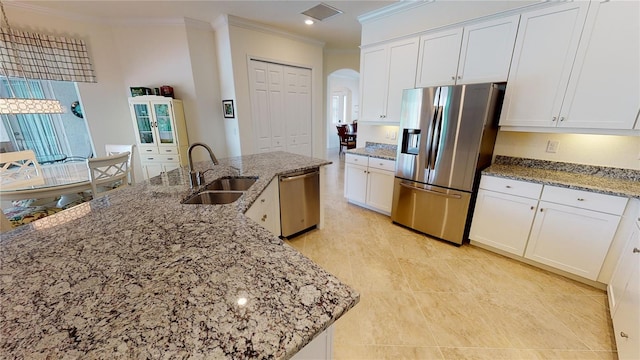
[142,163,164,180]
[525,201,621,280]
[559,0,640,130]
[130,102,157,146]
[345,163,368,204]
[608,225,639,317]
[612,233,639,360]
[415,28,463,87]
[457,15,519,85]
[151,102,178,147]
[246,178,281,236]
[360,45,388,122]
[365,167,395,214]
[499,2,590,127]
[385,38,419,123]
[469,189,538,256]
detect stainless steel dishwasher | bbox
[279,167,320,237]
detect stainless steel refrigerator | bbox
[391,83,505,245]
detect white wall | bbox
[494,132,640,170]
[227,20,324,157]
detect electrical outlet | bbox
[391,131,397,140]
[546,140,559,153]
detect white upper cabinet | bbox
[415,28,463,87]
[360,37,419,123]
[559,0,640,130]
[415,15,519,88]
[500,1,639,131]
[500,2,590,128]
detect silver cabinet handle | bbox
[577,198,584,201]
[633,248,640,254]
[560,117,565,122]
[540,208,544,212]
[457,75,461,79]
[530,206,535,210]
[620,332,629,338]
[451,76,455,80]
[261,198,266,203]
[505,185,512,188]
[552,117,557,122]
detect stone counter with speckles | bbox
[0,151,359,359]
[346,142,397,160]
[483,156,640,199]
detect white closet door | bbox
[249,60,312,156]
[284,66,312,157]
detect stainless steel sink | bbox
[183,191,244,205]
[204,176,257,191]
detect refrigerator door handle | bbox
[429,106,443,170]
[399,181,462,199]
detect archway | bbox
[326,69,359,151]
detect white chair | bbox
[0,150,45,190]
[105,144,136,185]
[87,152,130,198]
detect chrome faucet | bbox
[188,142,219,188]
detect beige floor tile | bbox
[413,292,512,348]
[357,291,437,346]
[477,293,589,350]
[294,150,617,359]
[518,349,618,359]
[440,347,523,360]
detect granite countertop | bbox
[0,151,359,359]
[483,156,640,199]
[346,142,397,160]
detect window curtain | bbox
[0,28,96,83]
[1,78,63,157]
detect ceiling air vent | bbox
[301,3,343,21]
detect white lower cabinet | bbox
[470,175,628,282]
[290,325,334,360]
[245,178,281,237]
[344,154,395,215]
[470,182,540,256]
[608,201,640,360]
[525,200,622,281]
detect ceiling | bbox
[11,1,398,49]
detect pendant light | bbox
[0,0,63,114]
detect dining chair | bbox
[87,152,130,198]
[336,125,356,156]
[105,144,136,185]
[0,150,45,190]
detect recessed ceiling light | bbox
[305,19,314,25]
[301,3,343,22]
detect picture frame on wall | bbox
[222,100,235,118]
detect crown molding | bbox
[184,17,213,31]
[358,0,435,24]
[227,14,325,47]
[4,1,110,24]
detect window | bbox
[0,76,94,162]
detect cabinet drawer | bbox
[479,176,543,199]
[541,185,628,215]
[139,147,159,155]
[157,147,179,155]
[345,153,369,166]
[140,154,180,163]
[368,157,396,172]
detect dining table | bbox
[0,162,91,202]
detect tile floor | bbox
[285,149,617,360]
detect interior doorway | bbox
[326,69,359,151]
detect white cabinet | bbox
[470,177,542,256]
[471,175,629,282]
[359,37,419,123]
[129,96,189,180]
[524,186,627,281]
[245,178,281,237]
[500,2,589,128]
[290,325,334,360]
[416,15,519,87]
[500,1,639,131]
[344,154,395,214]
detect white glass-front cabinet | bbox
[129,96,189,180]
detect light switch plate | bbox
[546,140,559,153]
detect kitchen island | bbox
[0,152,359,359]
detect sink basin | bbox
[204,176,258,191]
[183,191,243,205]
